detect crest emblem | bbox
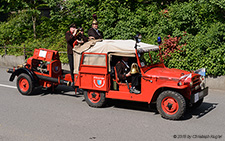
[52,64,61,74]
[55,66,59,71]
[93,76,105,88]
[97,80,102,86]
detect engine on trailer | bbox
[25,48,62,78]
[6,48,71,95]
[36,61,49,74]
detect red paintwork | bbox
[75,50,202,104]
[24,48,202,104]
[25,48,62,88]
[87,91,101,103]
[161,97,179,115]
[32,48,60,62]
[19,77,29,92]
[105,65,193,103]
[77,53,109,91]
[145,67,189,79]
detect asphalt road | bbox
[0,66,224,141]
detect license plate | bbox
[194,93,199,103]
[191,87,208,103]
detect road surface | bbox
[0,66,224,141]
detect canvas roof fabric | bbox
[74,39,159,54]
[73,39,159,74]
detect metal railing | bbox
[0,45,67,59]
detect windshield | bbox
[138,50,162,67]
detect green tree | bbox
[0,0,49,39]
[0,0,225,75]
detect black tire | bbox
[157,90,186,120]
[190,98,204,110]
[17,73,34,95]
[84,90,106,108]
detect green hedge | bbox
[0,0,224,76]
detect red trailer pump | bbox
[7,39,208,120]
[7,48,71,95]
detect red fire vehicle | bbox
[7,38,208,120]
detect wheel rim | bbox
[87,91,101,103]
[19,77,29,92]
[161,97,179,115]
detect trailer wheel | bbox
[17,73,34,95]
[157,90,186,120]
[84,90,106,108]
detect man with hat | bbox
[65,23,77,85]
[88,14,103,40]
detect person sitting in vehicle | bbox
[115,57,141,94]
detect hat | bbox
[92,19,98,25]
[69,23,76,28]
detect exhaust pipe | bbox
[37,75,71,86]
[7,68,14,73]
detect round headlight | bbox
[178,81,182,86]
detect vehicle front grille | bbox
[191,75,201,91]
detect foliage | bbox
[0,0,225,76]
[0,13,33,45]
[160,34,186,59]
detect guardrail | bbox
[0,45,67,59]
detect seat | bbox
[113,66,131,92]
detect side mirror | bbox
[134,33,142,43]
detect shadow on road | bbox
[30,85,83,98]
[181,102,218,120]
[29,86,218,120]
[106,100,218,120]
[107,99,158,113]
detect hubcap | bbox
[19,78,29,92]
[88,91,100,103]
[92,93,97,98]
[161,97,179,115]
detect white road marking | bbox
[0,84,17,89]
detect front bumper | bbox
[190,87,208,103]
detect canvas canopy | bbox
[73,39,159,74]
